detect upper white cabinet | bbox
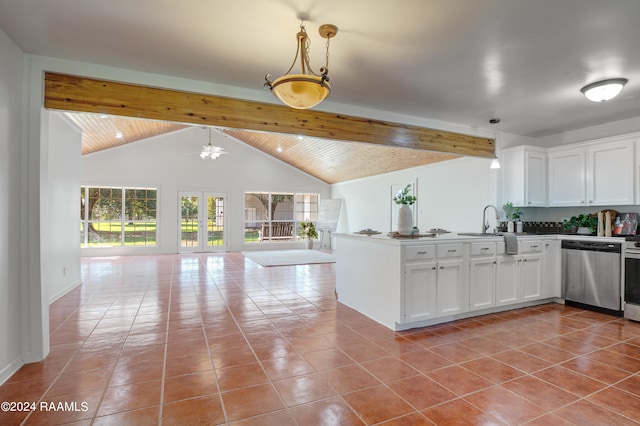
[548,137,635,206]
[547,147,586,206]
[501,146,547,207]
[587,140,635,206]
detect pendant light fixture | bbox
[200,128,224,161]
[489,118,501,169]
[264,21,338,109]
[580,78,628,102]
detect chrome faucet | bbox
[482,204,501,234]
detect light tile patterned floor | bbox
[2,252,640,425]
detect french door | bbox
[178,191,226,252]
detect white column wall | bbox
[0,28,26,383]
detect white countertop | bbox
[333,232,626,245]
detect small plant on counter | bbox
[393,184,417,205]
[502,202,523,221]
[562,214,598,234]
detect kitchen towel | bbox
[503,233,518,255]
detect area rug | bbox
[241,249,336,267]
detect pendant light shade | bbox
[490,118,501,169]
[265,22,338,109]
[580,78,628,102]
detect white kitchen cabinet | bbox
[496,254,520,306]
[543,239,561,298]
[587,140,634,205]
[469,242,497,311]
[495,239,544,305]
[403,243,468,322]
[437,257,468,317]
[548,138,635,206]
[521,252,543,301]
[547,147,586,206]
[404,261,437,322]
[501,146,547,207]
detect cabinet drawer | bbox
[437,243,465,257]
[520,240,543,253]
[470,242,496,256]
[405,245,436,260]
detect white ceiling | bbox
[1,0,639,138]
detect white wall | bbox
[0,28,25,383]
[80,126,331,254]
[331,156,500,235]
[43,112,82,303]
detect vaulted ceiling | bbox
[64,112,461,184]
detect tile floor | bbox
[2,252,640,425]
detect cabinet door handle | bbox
[589,200,593,204]
[440,266,444,270]
[581,201,585,204]
[531,245,538,249]
[432,267,437,270]
[417,251,427,255]
[523,259,528,262]
[448,249,457,253]
[481,247,489,251]
[528,201,532,205]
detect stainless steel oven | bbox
[624,239,640,321]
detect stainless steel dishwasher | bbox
[561,239,623,314]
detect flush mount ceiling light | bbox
[264,21,338,109]
[489,118,501,169]
[580,78,628,102]
[200,128,224,161]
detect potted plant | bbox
[562,214,598,235]
[300,220,318,249]
[393,184,417,235]
[502,202,523,233]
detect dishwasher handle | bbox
[561,240,621,253]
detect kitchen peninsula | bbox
[334,232,562,330]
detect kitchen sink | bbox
[457,232,502,237]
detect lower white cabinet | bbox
[521,252,543,301]
[495,240,544,306]
[436,257,468,317]
[404,261,437,322]
[403,244,468,322]
[469,242,497,311]
[543,239,561,298]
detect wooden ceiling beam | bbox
[43,72,495,158]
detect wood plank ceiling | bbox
[66,112,462,183]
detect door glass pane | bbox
[180,195,199,247]
[207,196,224,247]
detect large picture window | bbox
[80,186,157,247]
[244,192,319,243]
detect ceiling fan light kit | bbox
[200,128,224,161]
[265,22,338,109]
[580,78,628,102]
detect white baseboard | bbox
[0,355,24,386]
[48,279,82,304]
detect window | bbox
[244,192,319,242]
[80,186,157,247]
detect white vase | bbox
[397,204,413,235]
[516,220,523,233]
[507,221,514,233]
[305,238,314,249]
